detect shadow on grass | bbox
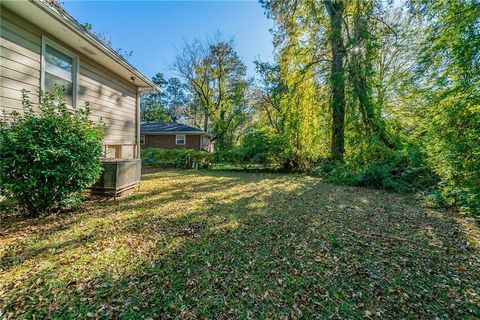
[1,168,479,319]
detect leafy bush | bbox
[141,129,288,170]
[316,143,437,193]
[210,149,245,167]
[141,129,289,170]
[208,128,289,169]
[141,148,212,168]
[237,129,287,167]
[0,89,104,216]
[421,93,480,215]
[317,161,401,190]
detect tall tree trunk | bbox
[203,111,209,132]
[325,0,346,161]
[218,110,226,149]
[350,0,392,148]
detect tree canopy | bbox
[141,1,479,214]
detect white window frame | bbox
[140,135,145,145]
[175,134,186,145]
[41,36,79,108]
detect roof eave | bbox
[22,0,159,92]
[141,131,207,135]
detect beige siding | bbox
[0,7,138,158]
[78,60,137,145]
[0,9,42,117]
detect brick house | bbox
[140,122,213,152]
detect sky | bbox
[62,0,275,80]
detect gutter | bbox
[141,131,208,135]
[135,88,160,159]
[33,0,160,92]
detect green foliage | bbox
[411,0,480,214]
[210,149,244,167]
[421,92,480,213]
[141,129,288,170]
[317,143,437,193]
[209,128,289,169]
[164,77,189,122]
[236,129,287,167]
[141,148,212,169]
[141,105,172,122]
[260,0,479,215]
[0,89,104,216]
[141,72,174,122]
[173,37,249,151]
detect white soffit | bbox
[2,0,158,91]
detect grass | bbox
[1,169,479,319]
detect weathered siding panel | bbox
[0,9,41,116]
[78,60,137,145]
[0,7,138,158]
[0,58,41,80]
[1,67,40,86]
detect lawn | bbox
[1,169,479,319]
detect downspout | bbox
[136,89,141,159]
[136,86,159,158]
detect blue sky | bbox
[62,0,274,80]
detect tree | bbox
[261,0,344,165]
[140,73,172,122]
[324,0,347,160]
[141,106,172,122]
[259,0,478,213]
[173,36,249,150]
[164,77,190,122]
[253,61,285,134]
[261,0,402,161]
[408,0,480,212]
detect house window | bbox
[176,134,186,145]
[140,135,145,145]
[41,36,79,108]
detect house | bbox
[0,0,159,195]
[141,121,213,152]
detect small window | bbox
[176,134,186,145]
[41,36,79,107]
[140,135,145,145]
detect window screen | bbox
[44,43,75,106]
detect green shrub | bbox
[421,93,480,215]
[316,143,436,193]
[141,148,212,168]
[141,129,289,170]
[210,149,244,167]
[238,129,287,167]
[209,128,288,169]
[0,89,104,216]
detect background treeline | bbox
[141,1,479,215]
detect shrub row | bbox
[141,148,212,168]
[142,129,289,169]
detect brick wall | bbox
[142,134,201,150]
